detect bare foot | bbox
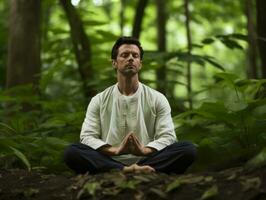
[123,164,155,173]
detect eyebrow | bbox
[119,51,139,55]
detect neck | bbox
[117,75,139,96]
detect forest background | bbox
[0,0,266,173]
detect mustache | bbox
[125,63,136,67]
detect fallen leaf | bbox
[23,188,39,198]
[180,175,204,184]
[200,185,218,200]
[150,188,167,199]
[204,176,214,182]
[239,177,261,191]
[133,175,152,182]
[166,179,182,192]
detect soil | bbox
[0,166,266,200]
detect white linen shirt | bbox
[80,82,177,165]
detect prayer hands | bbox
[116,132,156,156]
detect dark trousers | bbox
[64,141,197,174]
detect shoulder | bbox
[87,84,116,111]
[91,84,116,102]
[141,83,171,113]
[98,84,116,100]
[141,83,168,102]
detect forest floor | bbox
[0,166,266,200]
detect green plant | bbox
[174,72,266,170]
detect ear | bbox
[112,60,117,69]
[139,60,142,69]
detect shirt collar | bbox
[114,82,142,101]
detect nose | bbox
[128,54,134,61]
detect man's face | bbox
[113,44,142,76]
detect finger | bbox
[131,135,141,147]
[123,134,132,145]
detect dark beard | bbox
[119,66,139,76]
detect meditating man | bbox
[64,36,197,174]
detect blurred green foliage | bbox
[175,73,266,170]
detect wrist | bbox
[143,147,157,156]
[98,145,119,156]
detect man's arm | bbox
[146,94,177,150]
[80,95,107,149]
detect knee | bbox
[181,141,197,163]
[172,141,197,163]
[64,143,80,165]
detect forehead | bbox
[118,44,140,54]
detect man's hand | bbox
[127,133,157,156]
[99,133,157,156]
[98,133,132,156]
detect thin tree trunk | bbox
[120,0,126,35]
[184,0,193,110]
[132,0,149,39]
[155,0,167,95]
[60,0,96,98]
[6,0,41,89]
[256,0,266,78]
[42,1,52,41]
[246,0,258,79]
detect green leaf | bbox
[118,180,140,189]
[9,146,31,171]
[46,137,69,147]
[150,188,167,199]
[202,56,224,71]
[225,101,248,112]
[166,179,181,192]
[220,38,243,50]
[245,148,266,170]
[214,72,239,86]
[201,38,215,44]
[0,122,17,134]
[230,33,248,41]
[200,185,218,200]
[84,20,107,26]
[23,188,39,198]
[83,182,100,196]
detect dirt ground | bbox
[0,166,266,200]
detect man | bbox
[64,36,196,174]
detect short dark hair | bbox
[111,36,144,60]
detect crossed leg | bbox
[64,141,197,174]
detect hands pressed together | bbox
[116,132,154,156]
[98,132,157,173]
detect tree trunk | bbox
[256,0,266,78]
[120,0,126,35]
[6,0,41,89]
[60,0,96,98]
[246,0,258,79]
[155,0,167,95]
[184,0,193,110]
[132,0,149,39]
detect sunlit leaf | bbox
[200,185,218,200]
[9,146,31,171]
[246,148,266,170]
[225,101,248,112]
[166,179,181,192]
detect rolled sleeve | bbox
[80,95,107,149]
